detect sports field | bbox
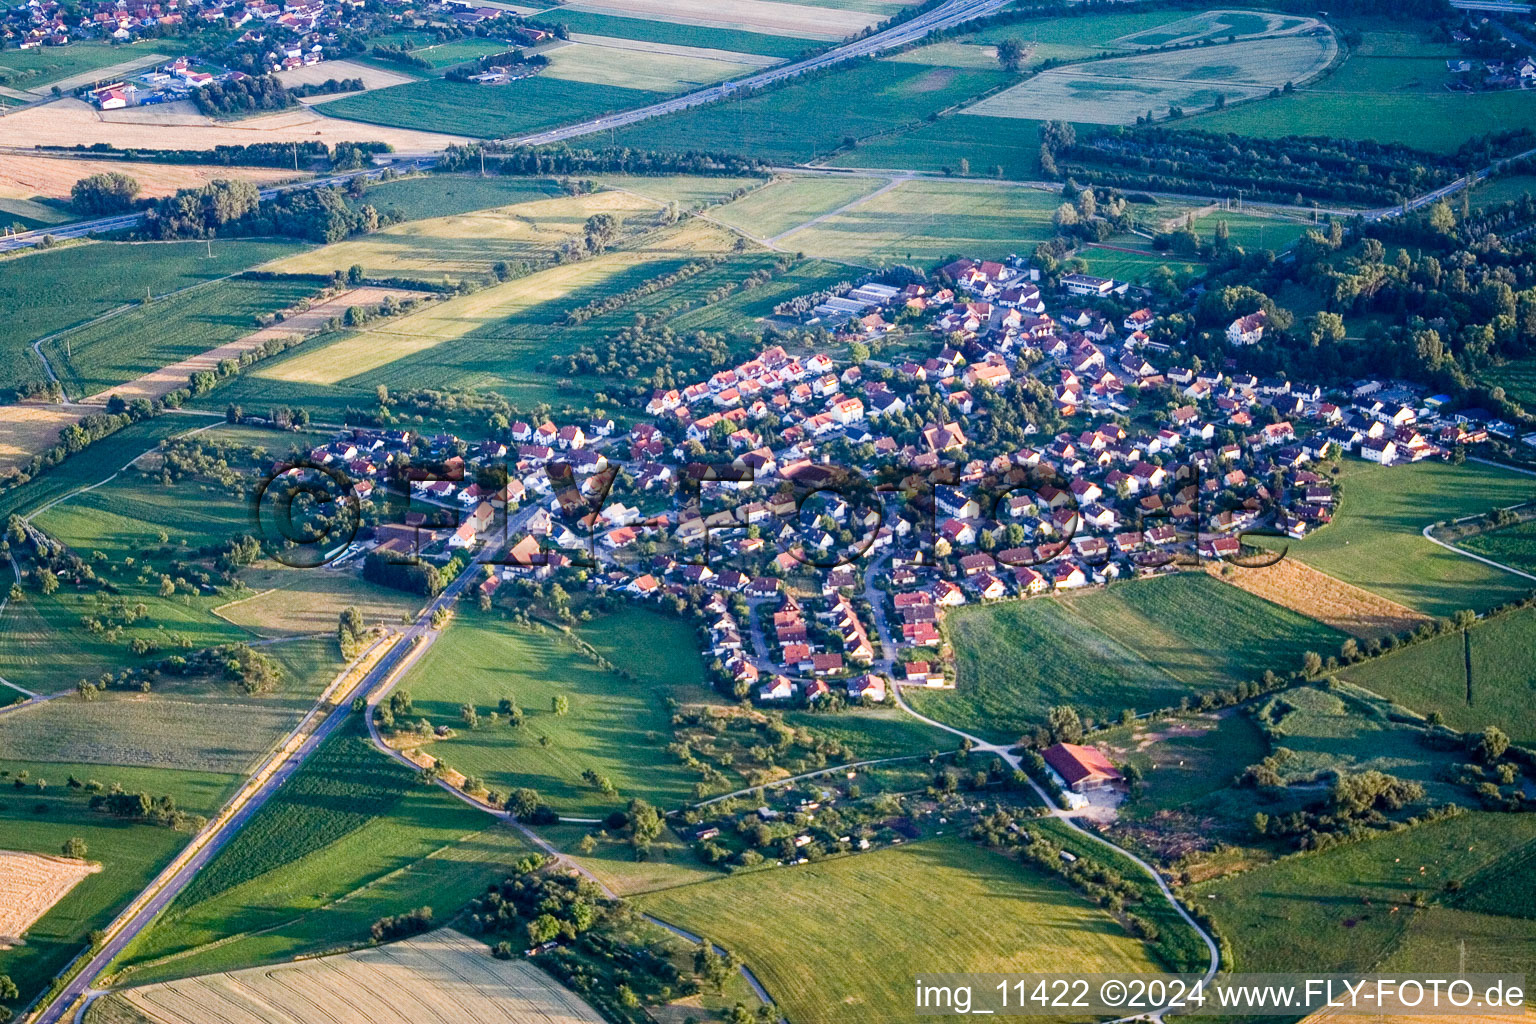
[636,836,1162,1024]
[116,929,604,1024]
[0,240,305,402]
[321,76,658,140]
[966,33,1336,124]
[1341,605,1536,745]
[1268,459,1536,617]
[916,572,1345,742]
[391,607,716,816]
[1195,812,1536,974]
[40,277,318,401]
[774,179,1061,265]
[265,188,658,283]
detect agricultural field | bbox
[0,41,172,92]
[0,851,100,947]
[1481,356,1536,413]
[604,58,1013,164]
[265,188,659,283]
[321,76,659,140]
[537,9,816,58]
[1204,559,1429,640]
[636,836,1162,1024]
[115,928,604,1024]
[353,175,566,222]
[541,41,761,92]
[1467,174,1536,210]
[774,179,1061,266]
[1195,812,1536,975]
[114,722,533,982]
[217,565,422,638]
[0,240,306,402]
[1266,459,1536,617]
[1455,518,1536,576]
[833,113,1044,180]
[1114,10,1317,48]
[0,760,238,1005]
[965,33,1336,125]
[274,58,416,100]
[0,414,198,519]
[0,99,466,156]
[40,276,320,401]
[390,607,716,817]
[0,153,302,205]
[1188,27,1524,153]
[707,173,886,240]
[560,0,880,40]
[1341,606,1536,745]
[916,572,1345,742]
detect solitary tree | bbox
[995,37,1026,72]
[62,836,88,859]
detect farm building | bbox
[1042,742,1124,792]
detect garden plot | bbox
[965,32,1335,124]
[563,0,875,40]
[117,928,604,1024]
[0,851,101,947]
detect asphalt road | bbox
[29,546,487,1024]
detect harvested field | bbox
[117,928,605,1024]
[965,32,1335,124]
[81,286,431,406]
[0,403,97,476]
[0,850,101,947]
[275,59,417,104]
[0,99,466,156]
[565,0,874,39]
[0,153,302,202]
[1204,558,1430,640]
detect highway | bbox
[503,0,1013,147]
[27,543,490,1024]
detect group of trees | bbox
[145,181,393,243]
[439,143,770,179]
[192,74,294,117]
[47,140,388,170]
[70,171,140,214]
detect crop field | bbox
[355,175,564,222]
[266,188,661,282]
[0,153,302,204]
[965,33,1335,125]
[709,174,885,239]
[1341,606,1536,744]
[0,693,299,773]
[834,113,1043,180]
[1204,559,1429,639]
[563,0,878,40]
[217,566,422,637]
[0,99,467,156]
[1080,244,1203,285]
[0,761,237,1004]
[0,240,305,402]
[1455,518,1536,575]
[0,41,170,92]
[0,851,101,946]
[395,608,716,816]
[117,724,532,980]
[1114,10,1318,48]
[1195,812,1536,974]
[917,572,1345,742]
[605,59,1012,164]
[40,277,319,401]
[592,173,767,209]
[0,404,101,478]
[1468,174,1536,210]
[1189,30,1524,153]
[637,836,1161,1024]
[1481,356,1536,412]
[256,219,739,399]
[1266,459,1536,617]
[537,9,816,58]
[322,76,658,140]
[775,179,1061,266]
[275,58,416,98]
[667,256,848,331]
[541,41,760,91]
[117,929,603,1024]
